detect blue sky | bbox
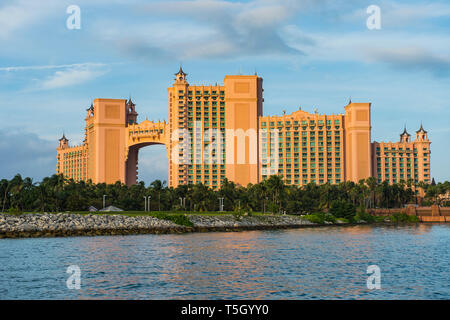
[1,0,449,184]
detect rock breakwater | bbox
[0,213,317,238]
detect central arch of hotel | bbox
[126,120,169,185]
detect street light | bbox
[263,197,268,214]
[219,197,224,212]
[179,197,186,211]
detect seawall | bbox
[0,213,320,239]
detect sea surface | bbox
[0,224,449,299]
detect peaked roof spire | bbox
[59,132,68,141]
[416,122,427,133]
[127,95,135,106]
[175,64,187,76]
[401,124,410,136]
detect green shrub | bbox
[7,207,22,215]
[324,213,337,223]
[354,208,376,223]
[303,212,337,224]
[336,217,350,224]
[152,213,194,227]
[232,211,244,220]
[389,213,419,223]
[303,214,324,224]
[329,200,356,221]
[372,215,386,222]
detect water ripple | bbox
[0,224,449,299]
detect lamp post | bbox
[179,197,185,212]
[263,197,268,214]
[143,196,147,212]
[103,195,107,209]
[147,196,152,212]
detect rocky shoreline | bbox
[0,213,334,239]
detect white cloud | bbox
[0,130,55,180]
[0,0,62,39]
[0,62,108,72]
[282,29,450,76]
[38,65,108,90]
[95,0,305,60]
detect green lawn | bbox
[16,210,272,217]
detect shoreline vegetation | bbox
[2,174,449,215]
[1,173,447,238]
[0,210,422,239]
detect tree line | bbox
[1,174,449,213]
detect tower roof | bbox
[175,66,187,76]
[127,96,135,106]
[416,123,427,133]
[86,103,94,112]
[59,133,68,141]
[400,126,410,136]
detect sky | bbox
[0,0,449,184]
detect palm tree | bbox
[1,178,10,213]
[150,179,165,211]
[266,175,285,213]
[366,177,377,208]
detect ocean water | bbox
[0,224,449,299]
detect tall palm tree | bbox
[366,177,377,208]
[150,179,166,211]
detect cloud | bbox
[283,30,450,77]
[32,64,109,90]
[0,0,62,40]
[95,0,307,61]
[0,62,107,72]
[137,146,168,184]
[364,47,450,77]
[0,130,56,180]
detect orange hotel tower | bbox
[57,68,431,188]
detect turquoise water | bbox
[0,224,449,299]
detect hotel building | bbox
[57,68,431,188]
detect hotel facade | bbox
[57,68,431,188]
